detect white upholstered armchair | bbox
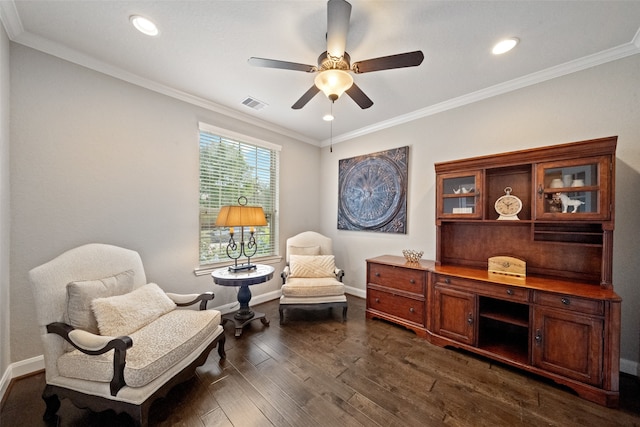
[279,231,348,323]
[28,243,226,426]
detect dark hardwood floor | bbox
[2,296,639,426]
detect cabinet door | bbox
[532,306,603,386]
[535,156,610,220]
[433,285,476,345]
[437,171,483,219]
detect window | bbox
[198,123,280,267]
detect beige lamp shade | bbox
[215,205,267,227]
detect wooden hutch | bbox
[366,136,620,407]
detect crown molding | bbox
[322,39,640,146]
[2,1,637,149]
[0,2,320,147]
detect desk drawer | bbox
[534,291,604,316]
[367,288,425,326]
[433,274,529,303]
[368,263,425,294]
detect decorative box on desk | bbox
[365,255,434,337]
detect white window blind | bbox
[199,125,279,266]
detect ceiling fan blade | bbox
[345,83,373,109]
[292,85,321,109]
[352,50,424,74]
[327,0,352,59]
[248,57,316,73]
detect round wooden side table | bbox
[211,264,274,337]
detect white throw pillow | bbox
[65,270,135,334]
[289,255,336,278]
[92,283,176,336]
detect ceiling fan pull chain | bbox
[330,102,333,153]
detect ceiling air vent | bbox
[241,96,268,111]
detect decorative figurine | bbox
[558,193,585,213]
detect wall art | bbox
[338,146,408,233]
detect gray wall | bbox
[1,23,10,380]
[320,54,640,374]
[7,40,640,376]
[9,44,321,361]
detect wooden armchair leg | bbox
[217,334,226,359]
[42,385,60,422]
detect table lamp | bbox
[215,196,268,272]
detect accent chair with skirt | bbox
[279,231,348,323]
[28,243,226,427]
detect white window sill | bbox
[194,255,283,276]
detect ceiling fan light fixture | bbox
[492,37,519,55]
[130,15,159,36]
[314,69,353,102]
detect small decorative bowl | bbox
[402,249,423,263]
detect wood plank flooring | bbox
[2,296,639,426]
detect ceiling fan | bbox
[248,0,424,110]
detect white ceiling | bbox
[1,1,640,146]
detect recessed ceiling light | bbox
[492,37,519,55]
[323,114,335,121]
[130,15,159,37]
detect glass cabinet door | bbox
[535,156,610,220]
[437,171,482,219]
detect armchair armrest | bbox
[281,266,290,284]
[282,266,343,283]
[47,322,132,396]
[165,291,215,310]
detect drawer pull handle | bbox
[506,289,514,296]
[561,297,570,305]
[375,298,380,303]
[467,313,473,325]
[444,278,451,284]
[375,272,380,277]
[409,307,415,313]
[409,279,415,284]
[535,329,542,344]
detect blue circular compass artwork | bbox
[338,146,408,233]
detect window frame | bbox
[195,122,281,275]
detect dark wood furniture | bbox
[212,264,274,337]
[366,136,621,407]
[366,256,433,337]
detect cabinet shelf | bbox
[478,319,529,364]
[479,297,529,328]
[478,297,529,363]
[479,310,528,328]
[533,223,603,245]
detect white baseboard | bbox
[0,355,44,402]
[216,289,282,314]
[345,285,365,299]
[620,358,638,376]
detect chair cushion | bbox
[65,270,135,335]
[57,308,221,388]
[92,283,176,336]
[288,245,321,256]
[281,277,345,297]
[289,255,336,278]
